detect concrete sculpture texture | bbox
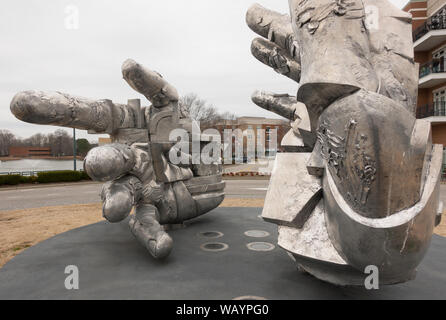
[247,0,444,285]
[10,59,225,259]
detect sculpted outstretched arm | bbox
[10,90,128,133]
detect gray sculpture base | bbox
[0,207,445,300]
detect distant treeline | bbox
[0,129,97,157]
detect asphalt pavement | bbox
[1,207,445,299]
[2,180,446,212]
[0,179,269,211]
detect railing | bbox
[442,163,446,182]
[416,101,446,118]
[419,58,446,78]
[413,6,446,42]
[0,169,84,176]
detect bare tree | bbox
[0,129,76,157]
[0,130,17,156]
[48,129,73,157]
[219,111,237,121]
[179,93,236,123]
[23,132,47,147]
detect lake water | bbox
[0,159,84,173]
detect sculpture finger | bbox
[122,59,179,108]
[84,144,136,182]
[101,175,142,223]
[246,4,298,59]
[251,37,301,82]
[10,90,124,133]
[251,91,298,120]
[252,90,311,135]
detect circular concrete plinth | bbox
[0,207,445,300]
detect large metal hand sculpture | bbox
[247,0,444,285]
[10,59,225,259]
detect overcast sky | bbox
[0,0,409,142]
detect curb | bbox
[222,172,271,180]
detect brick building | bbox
[98,137,112,145]
[96,116,289,160]
[404,0,446,146]
[204,117,290,160]
[9,146,51,157]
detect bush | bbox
[0,175,22,185]
[0,170,92,186]
[37,170,83,183]
[19,176,37,184]
[80,170,91,181]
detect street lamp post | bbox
[73,128,77,171]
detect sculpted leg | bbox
[129,204,173,259]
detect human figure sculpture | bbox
[10,59,225,259]
[247,0,444,285]
[8,1,444,286]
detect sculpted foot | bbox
[129,204,173,259]
[147,231,173,259]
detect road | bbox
[0,179,270,211]
[2,181,446,212]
